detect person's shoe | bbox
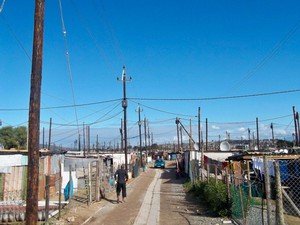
[122,198,126,203]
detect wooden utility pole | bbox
[42,127,45,149]
[144,117,147,152]
[256,117,260,150]
[205,118,208,152]
[293,106,299,146]
[137,105,143,167]
[189,119,193,151]
[176,117,180,152]
[118,66,131,171]
[26,0,44,224]
[297,112,300,146]
[198,107,201,151]
[48,117,52,150]
[87,125,90,155]
[78,133,81,151]
[270,123,274,146]
[248,128,251,150]
[120,119,124,153]
[96,134,99,151]
[180,126,183,151]
[83,123,86,157]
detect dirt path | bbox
[55,162,232,225]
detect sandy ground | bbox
[50,161,233,225]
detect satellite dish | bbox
[220,141,230,151]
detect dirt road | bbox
[57,162,232,225]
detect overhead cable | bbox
[58,0,80,134]
[128,89,300,102]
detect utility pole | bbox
[137,105,143,167]
[296,112,300,146]
[118,66,131,171]
[256,117,260,151]
[96,134,99,151]
[248,128,251,150]
[180,126,183,151]
[83,123,86,157]
[205,118,208,152]
[176,117,180,152]
[120,119,124,154]
[42,127,45,149]
[293,106,299,146]
[48,117,52,150]
[87,125,90,155]
[144,117,147,152]
[147,121,150,149]
[26,0,44,224]
[270,123,274,146]
[189,119,193,151]
[198,107,201,152]
[78,133,81,151]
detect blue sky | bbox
[1,0,300,148]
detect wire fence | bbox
[0,154,137,223]
[190,155,300,225]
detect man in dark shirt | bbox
[114,164,128,203]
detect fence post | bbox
[45,175,50,225]
[246,160,252,198]
[226,167,230,203]
[274,161,285,225]
[95,160,100,202]
[238,183,246,225]
[58,157,62,220]
[263,156,271,225]
[88,163,92,205]
[69,165,72,203]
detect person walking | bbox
[114,164,128,203]
[142,157,146,172]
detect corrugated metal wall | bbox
[3,166,24,201]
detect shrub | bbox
[203,181,229,216]
[184,180,230,217]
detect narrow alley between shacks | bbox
[58,161,232,225]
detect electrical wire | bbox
[58,0,80,134]
[69,0,117,75]
[129,100,196,118]
[0,0,6,13]
[0,98,121,111]
[0,14,31,61]
[128,88,300,102]
[91,0,125,65]
[0,88,298,112]
[227,19,300,93]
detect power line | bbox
[0,88,299,112]
[129,100,196,118]
[0,0,6,13]
[227,19,300,93]
[0,98,121,111]
[58,0,80,135]
[129,88,300,102]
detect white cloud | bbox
[238,127,246,132]
[211,125,220,130]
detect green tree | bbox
[0,126,27,149]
